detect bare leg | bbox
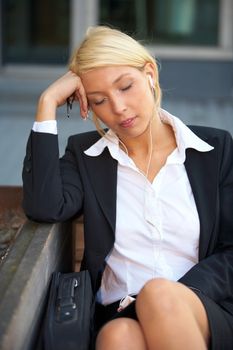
[136,278,210,350]
[96,318,148,350]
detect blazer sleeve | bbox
[179,130,233,313]
[22,131,84,222]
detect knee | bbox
[96,318,138,349]
[136,278,183,317]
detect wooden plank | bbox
[73,216,84,271]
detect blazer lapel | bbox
[83,147,118,233]
[185,147,218,259]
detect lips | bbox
[119,117,136,128]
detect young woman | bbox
[23,26,233,350]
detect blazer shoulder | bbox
[67,130,103,150]
[188,125,232,144]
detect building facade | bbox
[1,0,233,98]
[0,0,233,185]
[1,0,233,63]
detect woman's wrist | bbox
[36,92,57,122]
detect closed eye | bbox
[121,84,132,91]
[94,98,106,106]
[91,83,132,106]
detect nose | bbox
[110,94,127,115]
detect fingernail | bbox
[84,111,89,120]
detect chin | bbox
[114,117,151,139]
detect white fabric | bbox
[32,120,57,134]
[84,109,214,305]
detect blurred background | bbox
[0,0,233,185]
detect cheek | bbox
[92,106,114,125]
[134,89,153,112]
[133,81,152,102]
[90,104,105,117]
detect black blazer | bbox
[22,126,233,316]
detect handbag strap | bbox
[56,274,80,322]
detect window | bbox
[99,0,220,46]
[2,0,70,64]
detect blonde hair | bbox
[69,26,162,133]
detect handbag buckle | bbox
[56,275,80,322]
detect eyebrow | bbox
[86,73,131,96]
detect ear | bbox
[143,62,156,83]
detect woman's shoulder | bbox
[67,129,104,150]
[188,124,232,142]
[188,125,233,158]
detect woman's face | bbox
[80,64,155,141]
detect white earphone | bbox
[148,75,154,88]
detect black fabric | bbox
[195,292,233,350]
[94,296,137,331]
[43,271,93,350]
[92,293,233,350]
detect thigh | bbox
[91,300,138,349]
[160,281,233,350]
[136,278,210,343]
[95,318,147,350]
[174,282,210,342]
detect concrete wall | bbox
[0,220,73,350]
[160,60,233,99]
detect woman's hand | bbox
[36,71,88,121]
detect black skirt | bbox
[92,293,233,350]
[196,292,233,350]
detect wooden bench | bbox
[73,216,85,272]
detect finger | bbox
[77,83,88,113]
[75,86,88,118]
[67,71,88,118]
[78,94,88,119]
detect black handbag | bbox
[43,270,93,350]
